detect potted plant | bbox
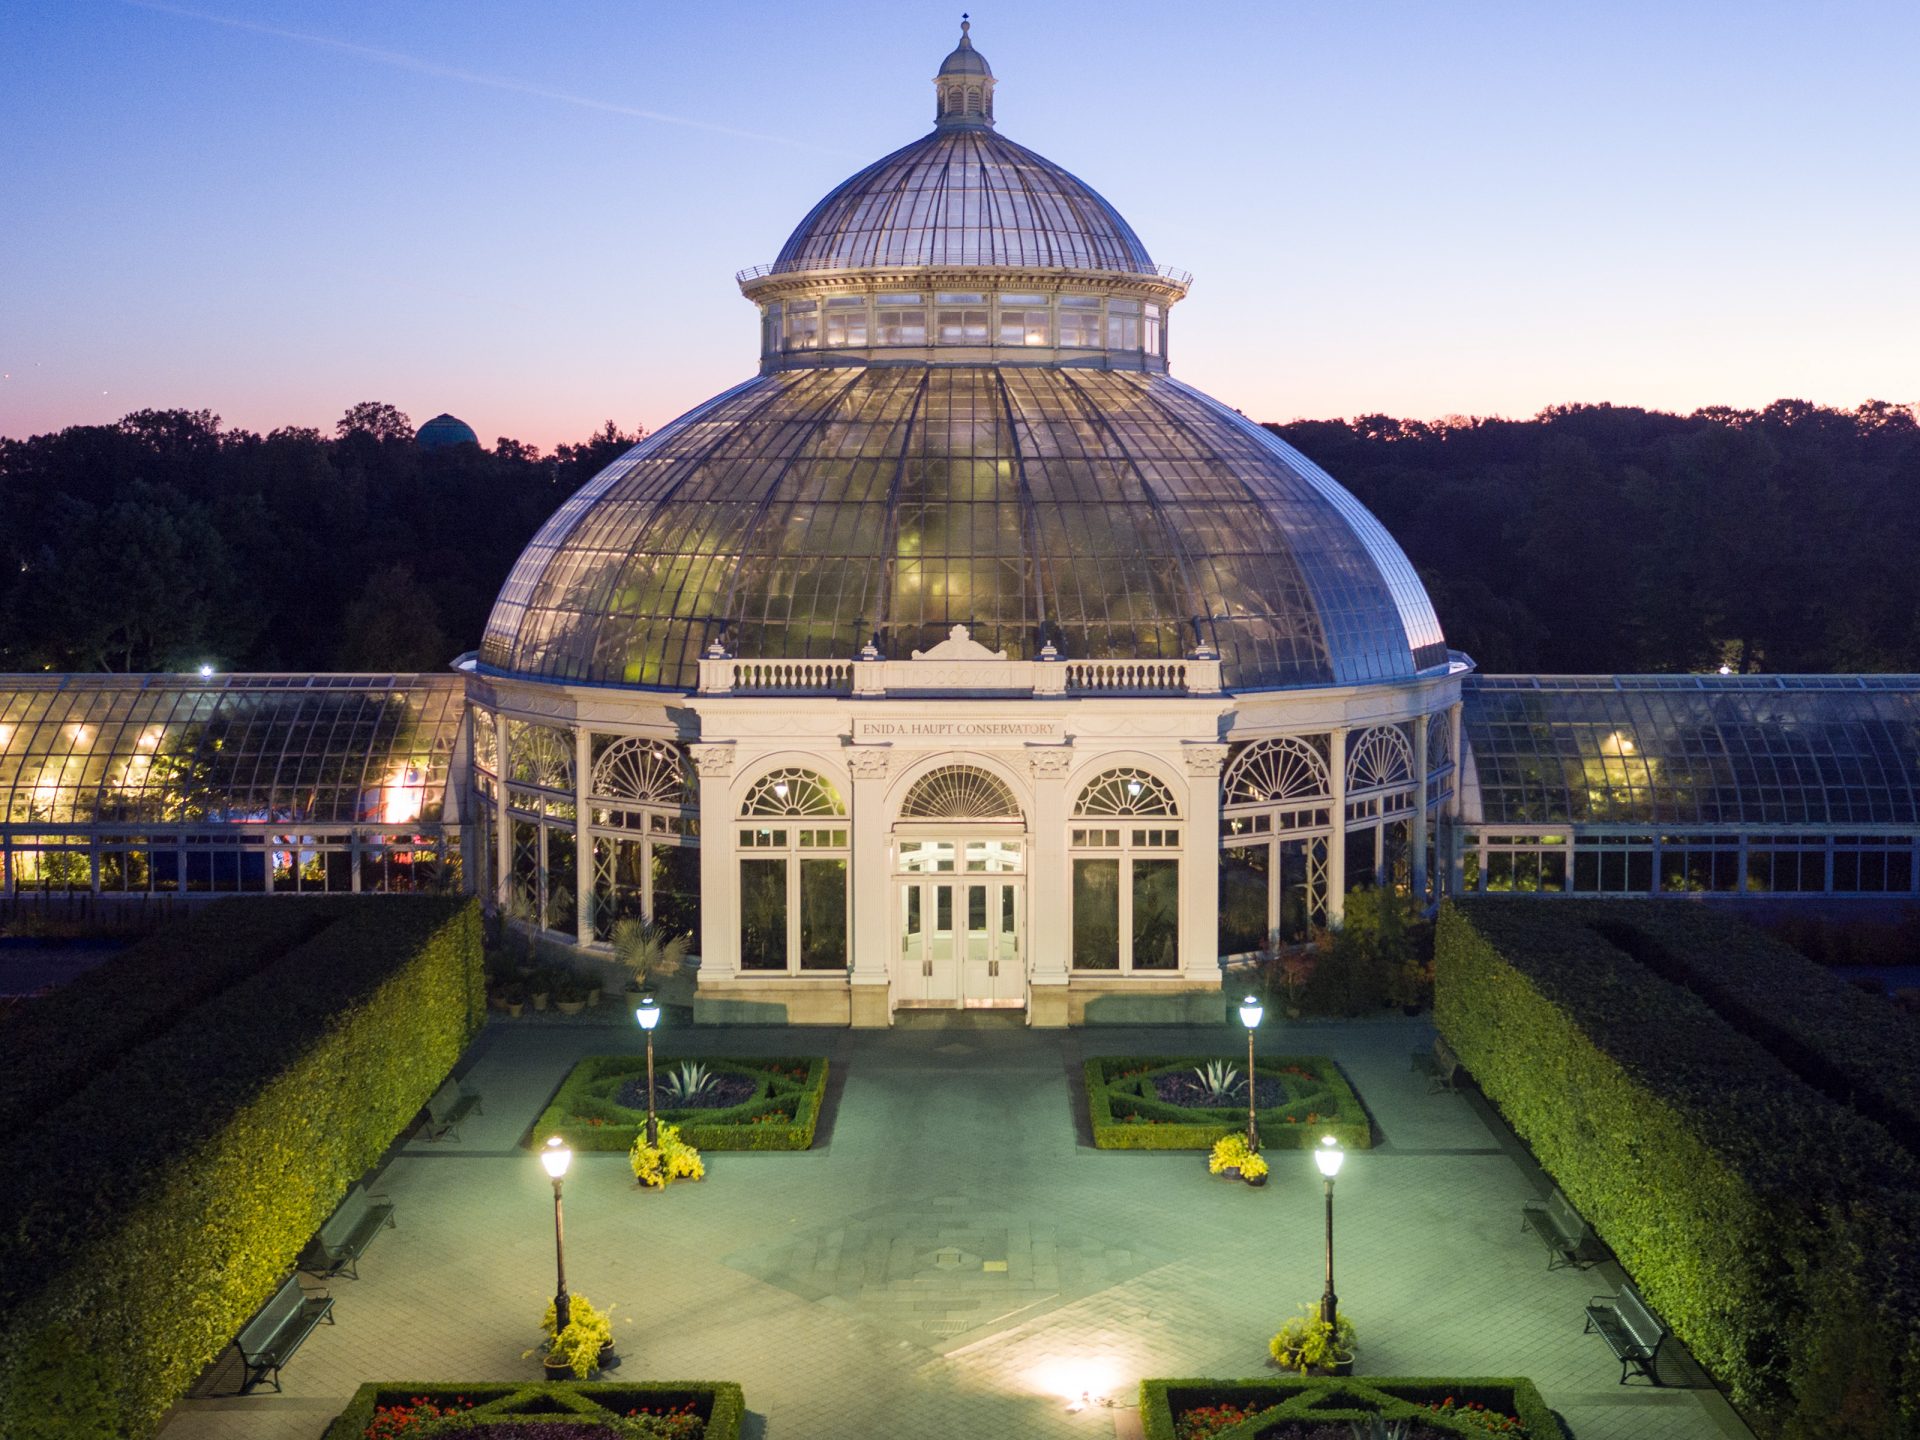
[1209,1133,1254,1181]
[629,1122,705,1189]
[1269,1304,1356,1376]
[612,917,691,1001]
[554,970,588,1016]
[1240,1150,1270,1188]
[499,981,527,1019]
[529,966,556,1012]
[528,1294,616,1380]
[1278,955,1313,1019]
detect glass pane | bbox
[799,857,847,970]
[1072,858,1119,969]
[651,841,702,955]
[545,824,577,934]
[739,858,787,970]
[1219,842,1268,955]
[1131,857,1179,970]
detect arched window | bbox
[1426,712,1451,775]
[507,720,573,794]
[503,720,577,935]
[1345,725,1415,899]
[1347,725,1413,794]
[900,765,1021,821]
[586,737,699,949]
[1219,736,1334,954]
[738,767,847,974]
[468,704,498,779]
[1071,767,1182,973]
[1074,767,1178,818]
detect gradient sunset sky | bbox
[4,1,1916,451]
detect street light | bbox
[1238,994,1263,1150]
[539,1136,573,1331]
[634,995,660,1147]
[1314,1135,1345,1327]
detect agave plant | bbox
[661,1061,719,1104]
[1191,1060,1245,1104]
[1347,1420,1408,1440]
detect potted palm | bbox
[612,917,690,1002]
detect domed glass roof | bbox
[480,366,1446,691]
[478,25,1447,694]
[417,412,479,450]
[771,127,1155,275]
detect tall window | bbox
[783,300,819,350]
[505,719,577,934]
[1345,725,1415,893]
[1057,295,1101,348]
[1105,298,1141,350]
[1070,768,1181,971]
[1143,302,1163,356]
[738,768,848,973]
[588,736,699,950]
[1220,736,1333,951]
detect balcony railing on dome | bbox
[735,261,1193,287]
[696,650,1221,698]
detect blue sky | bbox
[3,0,1916,448]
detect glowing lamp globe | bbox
[635,996,660,1031]
[1314,1135,1344,1178]
[1238,995,1263,1030]
[540,1136,572,1179]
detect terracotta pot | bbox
[531,992,550,1011]
[556,999,586,1016]
[506,1002,525,1019]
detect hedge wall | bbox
[0,898,346,1136]
[0,895,485,1440]
[1140,1376,1558,1440]
[1567,902,1920,1160]
[1436,899,1920,1439]
[1085,1056,1372,1151]
[320,1381,747,1440]
[535,1056,829,1152]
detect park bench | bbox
[1585,1280,1668,1384]
[420,1076,484,1142]
[235,1274,332,1393]
[1410,1033,1462,1093]
[1521,1185,1593,1270]
[298,1182,395,1280]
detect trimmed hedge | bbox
[1141,1376,1558,1440]
[0,895,485,1440]
[536,1056,828,1152]
[1569,902,1920,1160]
[0,898,346,1135]
[1436,899,1920,1439]
[320,1381,746,1440]
[1086,1056,1371,1151]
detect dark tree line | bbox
[0,405,641,673]
[1270,399,1920,674]
[3,397,1916,676]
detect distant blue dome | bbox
[416,413,479,450]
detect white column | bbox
[1327,727,1348,927]
[493,710,513,911]
[847,747,893,1027]
[574,727,594,943]
[1026,746,1073,1027]
[1181,744,1228,987]
[1412,715,1429,902]
[1445,701,1465,897]
[691,744,738,980]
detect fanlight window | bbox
[1224,737,1329,808]
[507,720,573,792]
[592,737,693,806]
[899,765,1021,821]
[741,768,845,818]
[1427,712,1452,774]
[1347,726,1414,794]
[469,705,498,775]
[1074,767,1178,819]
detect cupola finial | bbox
[934,17,994,129]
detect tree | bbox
[333,564,450,671]
[334,401,414,444]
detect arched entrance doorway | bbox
[892,765,1026,1009]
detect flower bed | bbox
[1086,1056,1371,1150]
[1142,1377,1555,1440]
[534,1056,827,1151]
[324,1382,744,1440]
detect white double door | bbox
[898,874,1024,1006]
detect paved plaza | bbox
[161,1012,1754,1440]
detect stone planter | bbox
[556,999,586,1016]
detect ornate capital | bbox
[1027,746,1073,780]
[1183,744,1229,778]
[689,743,735,779]
[847,747,892,780]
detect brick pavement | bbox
[158,1012,1753,1440]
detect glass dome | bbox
[478,25,1447,694]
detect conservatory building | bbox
[5,28,1918,1025]
[461,25,1463,1026]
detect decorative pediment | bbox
[910,625,1008,662]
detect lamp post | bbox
[1238,994,1263,1150]
[634,995,660,1147]
[1314,1134,1344,1327]
[540,1136,573,1331]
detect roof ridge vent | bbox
[934,16,995,129]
